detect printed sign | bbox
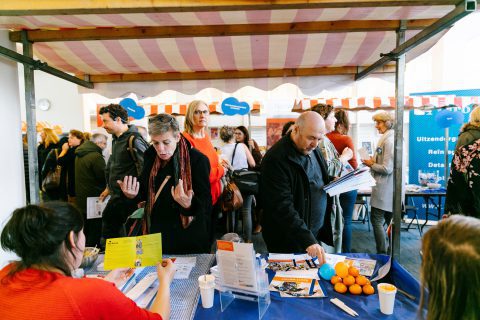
[221,97,250,115]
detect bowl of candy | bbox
[80,247,100,269]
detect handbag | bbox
[221,178,243,212]
[42,149,61,192]
[230,143,260,195]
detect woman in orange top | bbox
[183,100,226,206]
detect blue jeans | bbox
[340,190,357,252]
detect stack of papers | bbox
[323,166,376,196]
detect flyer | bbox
[104,233,162,270]
[344,258,377,277]
[269,276,326,298]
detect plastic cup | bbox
[198,275,215,308]
[377,283,397,315]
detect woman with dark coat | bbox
[56,130,85,202]
[120,114,212,254]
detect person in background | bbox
[281,121,295,137]
[219,126,256,242]
[419,215,480,320]
[261,111,332,264]
[37,128,59,192]
[326,109,358,252]
[99,104,149,243]
[75,133,108,247]
[22,135,30,204]
[311,104,354,253]
[0,202,175,320]
[183,100,226,240]
[120,114,212,253]
[57,130,85,202]
[454,106,480,151]
[362,112,395,254]
[234,126,262,171]
[42,136,68,201]
[235,125,264,234]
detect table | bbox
[357,189,446,231]
[194,253,425,319]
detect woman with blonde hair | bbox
[419,215,480,320]
[183,100,227,238]
[38,127,59,192]
[455,106,480,151]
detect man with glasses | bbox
[98,104,149,244]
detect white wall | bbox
[0,31,23,266]
[18,69,84,132]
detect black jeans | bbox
[101,197,138,243]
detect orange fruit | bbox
[363,284,375,295]
[348,266,360,277]
[349,284,362,295]
[343,275,356,286]
[356,275,368,286]
[335,262,349,278]
[331,275,343,285]
[334,282,348,294]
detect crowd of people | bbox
[4,102,480,319]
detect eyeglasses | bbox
[194,110,209,115]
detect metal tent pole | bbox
[392,21,406,260]
[22,31,40,204]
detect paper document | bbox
[269,276,325,298]
[344,257,377,277]
[86,196,109,219]
[104,233,162,270]
[323,166,376,196]
[172,257,196,279]
[216,240,258,292]
[358,147,370,161]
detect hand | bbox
[220,157,230,169]
[362,158,374,167]
[248,140,255,149]
[171,179,194,209]
[157,259,176,285]
[117,176,140,199]
[306,243,326,266]
[99,188,110,202]
[62,142,70,151]
[104,268,133,283]
[339,147,353,163]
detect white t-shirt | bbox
[221,143,248,170]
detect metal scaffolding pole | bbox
[392,21,406,260]
[22,31,40,204]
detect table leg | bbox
[421,195,429,232]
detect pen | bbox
[330,298,358,317]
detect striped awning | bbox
[292,96,480,111]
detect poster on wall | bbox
[408,106,472,219]
[266,118,297,149]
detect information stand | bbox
[216,241,271,319]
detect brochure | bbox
[104,233,162,270]
[269,276,326,298]
[86,196,109,219]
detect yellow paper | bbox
[104,233,162,270]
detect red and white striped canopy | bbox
[293,96,480,111]
[0,5,454,77]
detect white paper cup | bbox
[198,275,215,308]
[378,283,397,315]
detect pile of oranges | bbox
[331,262,375,295]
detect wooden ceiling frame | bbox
[10,19,437,43]
[0,0,458,15]
[85,65,396,83]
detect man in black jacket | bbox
[98,104,149,242]
[261,111,332,265]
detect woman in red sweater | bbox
[0,202,175,320]
[183,100,227,238]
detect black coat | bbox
[139,144,212,254]
[260,135,333,253]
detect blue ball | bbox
[318,263,336,281]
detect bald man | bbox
[260,111,333,265]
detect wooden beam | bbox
[10,19,437,43]
[87,65,396,83]
[0,0,457,15]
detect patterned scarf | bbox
[146,134,193,231]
